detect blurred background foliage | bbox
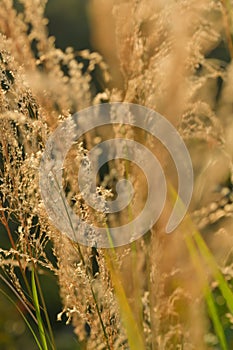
[45,0,91,51]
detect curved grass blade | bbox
[31,268,48,350]
[0,288,43,350]
[169,184,231,349]
[105,252,145,350]
[185,234,228,350]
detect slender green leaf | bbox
[185,235,228,350]
[192,229,233,314]
[169,184,230,349]
[105,252,145,350]
[31,268,48,350]
[0,288,43,350]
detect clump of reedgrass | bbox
[0,0,233,349]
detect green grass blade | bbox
[192,229,233,314]
[168,184,230,349]
[205,287,228,350]
[185,235,228,350]
[105,219,145,349]
[31,268,48,350]
[105,252,145,350]
[34,271,56,350]
[0,288,43,350]
[169,183,233,313]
